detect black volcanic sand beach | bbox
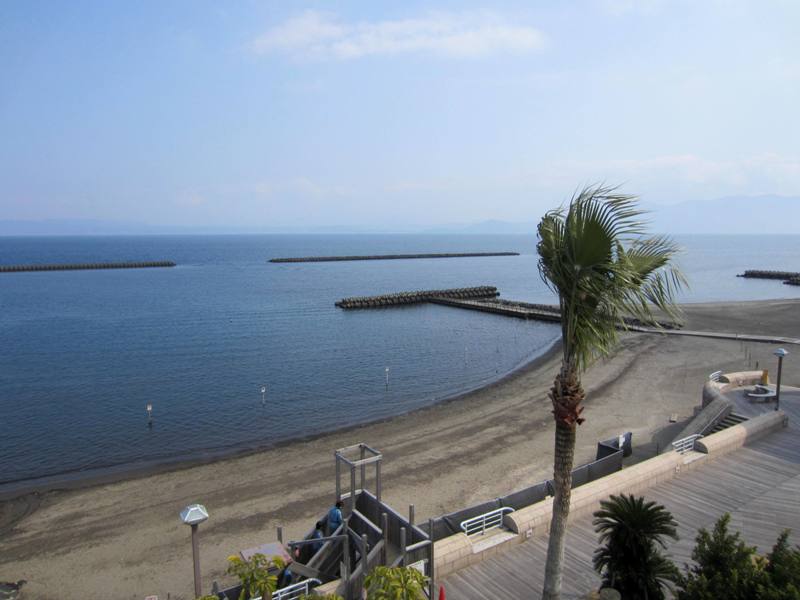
[1,299,798,600]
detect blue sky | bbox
[1,1,798,230]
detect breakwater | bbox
[270,252,519,263]
[737,270,800,280]
[335,286,498,308]
[785,277,800,286]
[0,261,176,273]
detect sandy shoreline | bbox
[1,299,798,600]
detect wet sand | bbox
[1,299,798,600]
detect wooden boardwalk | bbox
[442,394,800,599]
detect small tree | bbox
[226,553,284,600]
[761,530,800,600]
[592,494,679,599]
[365,566,428,600]
[677,514,767,600]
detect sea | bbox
[1,234,799,491]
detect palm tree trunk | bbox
[542,419,576,600]
[542,370,584,600]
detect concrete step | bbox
[710,413,749,434]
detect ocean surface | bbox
[1,234,799,490]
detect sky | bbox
[1,1,799,231]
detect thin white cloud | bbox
[595,0,667,16]
[252,11,545,60]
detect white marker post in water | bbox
[385,367,390,388]
[261,385,267,405]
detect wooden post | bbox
[343,534,351,600]
[360,444,366,493]
[375,460,382,509]
[335,451,341,501]
[350,465,357,516]
[428,518,435,600]
[381,513,388,565]
[399,527,407,567]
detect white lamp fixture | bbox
[180,504,209,596]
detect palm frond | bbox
[537,184,686,370]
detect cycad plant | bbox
[593,494,680,599]
[537,184,685,599]
[364,565,428,600]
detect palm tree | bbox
[593,494,680,599]
[537,184,685,599]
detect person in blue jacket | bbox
[327,500,343,535]
[311,521,325,554]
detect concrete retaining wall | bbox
[695,409,786,455]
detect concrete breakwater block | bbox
[0,261,176,273]
[335,286,499,308]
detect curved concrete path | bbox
[629,326,800,346]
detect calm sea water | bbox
[1,234,798,489]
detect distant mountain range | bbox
[644,195,800,235]
[1,195,797,236]
[425,195,800,235]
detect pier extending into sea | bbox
[0,261,176,273]
[337,287,800,345]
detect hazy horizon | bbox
[2,2,798,231]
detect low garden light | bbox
[180,503,209,598]
[773,348,788,411]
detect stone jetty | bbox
[335,286,498,308]
[785,276,800,286]
[0,261,176,273]
[737,270,800,280]
[270,252,519,263]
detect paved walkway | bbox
[441,393,800,599]
[432,297,800,346]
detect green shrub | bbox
[226,553,284,600]
[674,513,800,600]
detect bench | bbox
[747,384,777,401]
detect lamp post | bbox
[774,348,788,411]
[180,503,209,598]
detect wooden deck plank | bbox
[441,400,800,599]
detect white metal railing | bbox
[700,405,732,436]
[459,507,515,536]
[269,578,322,600]
[709,370,722,382]
[672,434,703,454]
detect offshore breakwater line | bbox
[270,252,519,263]
[0,261,176,273]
